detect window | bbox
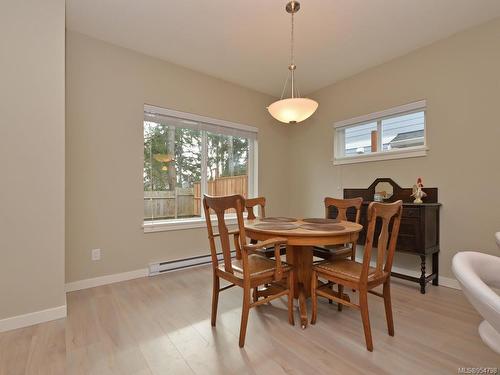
[143,105,257,232]
[334,100,427,165]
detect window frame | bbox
[333,100,428,165]
[143,105,258,233]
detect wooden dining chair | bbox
[203,194,295,348]
[311,200,403,351]
[245,197,266,220]
[245,197,287,258]
[313,197,363,261]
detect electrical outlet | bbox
[91,248,101,261]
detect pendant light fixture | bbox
[267,1,318,124]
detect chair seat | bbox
[314,259,387,283]
[219,254,291,279]
[313,245,352,259]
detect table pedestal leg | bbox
[286,245,313,329]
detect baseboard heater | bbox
[148,250,236,276]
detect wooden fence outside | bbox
[144,175,248,220]
[144,189,195,220]
[193,175,248,215]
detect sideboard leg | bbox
[432,251,439,286]
[419,255,426,294]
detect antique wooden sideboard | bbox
[338,178,441,294]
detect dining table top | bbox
[244,217,363,238]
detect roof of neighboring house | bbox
[390,129,424,143]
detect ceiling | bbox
[66,0,500,97]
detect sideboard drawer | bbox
[402,207,420,218]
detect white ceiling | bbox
[66,0,500,97]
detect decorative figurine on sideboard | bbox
[411,177,427,204]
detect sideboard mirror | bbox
[374,181,394,200]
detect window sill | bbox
[333,146,428,166]
[143,215,239,233]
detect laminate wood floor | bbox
[0,265,498,375]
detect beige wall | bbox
[0,0,66,319]
[66,31,290,283]
[67,17,500,284]
[289,18,500,278]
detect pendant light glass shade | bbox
[267,98,318,124]
[268,1,318,124]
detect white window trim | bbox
[333,100,426,129]
[333,100,427,165]
[333,145,428,165]
[143,213,243,233]
[143,105,258,233]
[144,104,258,134]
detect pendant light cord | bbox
[290,8,294,67]
[279,1,300,101]
[290,6,295,98]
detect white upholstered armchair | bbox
[452,234,500,354]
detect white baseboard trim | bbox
[438,275,460,290]
[65,268,148,292]
[0,305,67,333]
[65,251,233,292]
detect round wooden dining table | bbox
[244,217,363,328]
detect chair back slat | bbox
[245,197,266,220]
[376,218,390,273]
[203,194,246,274]
[203,200,221,270]
[244,197,265,245]
[362,201,403,280]
[384,206,402,274]
[324,197,363,223]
